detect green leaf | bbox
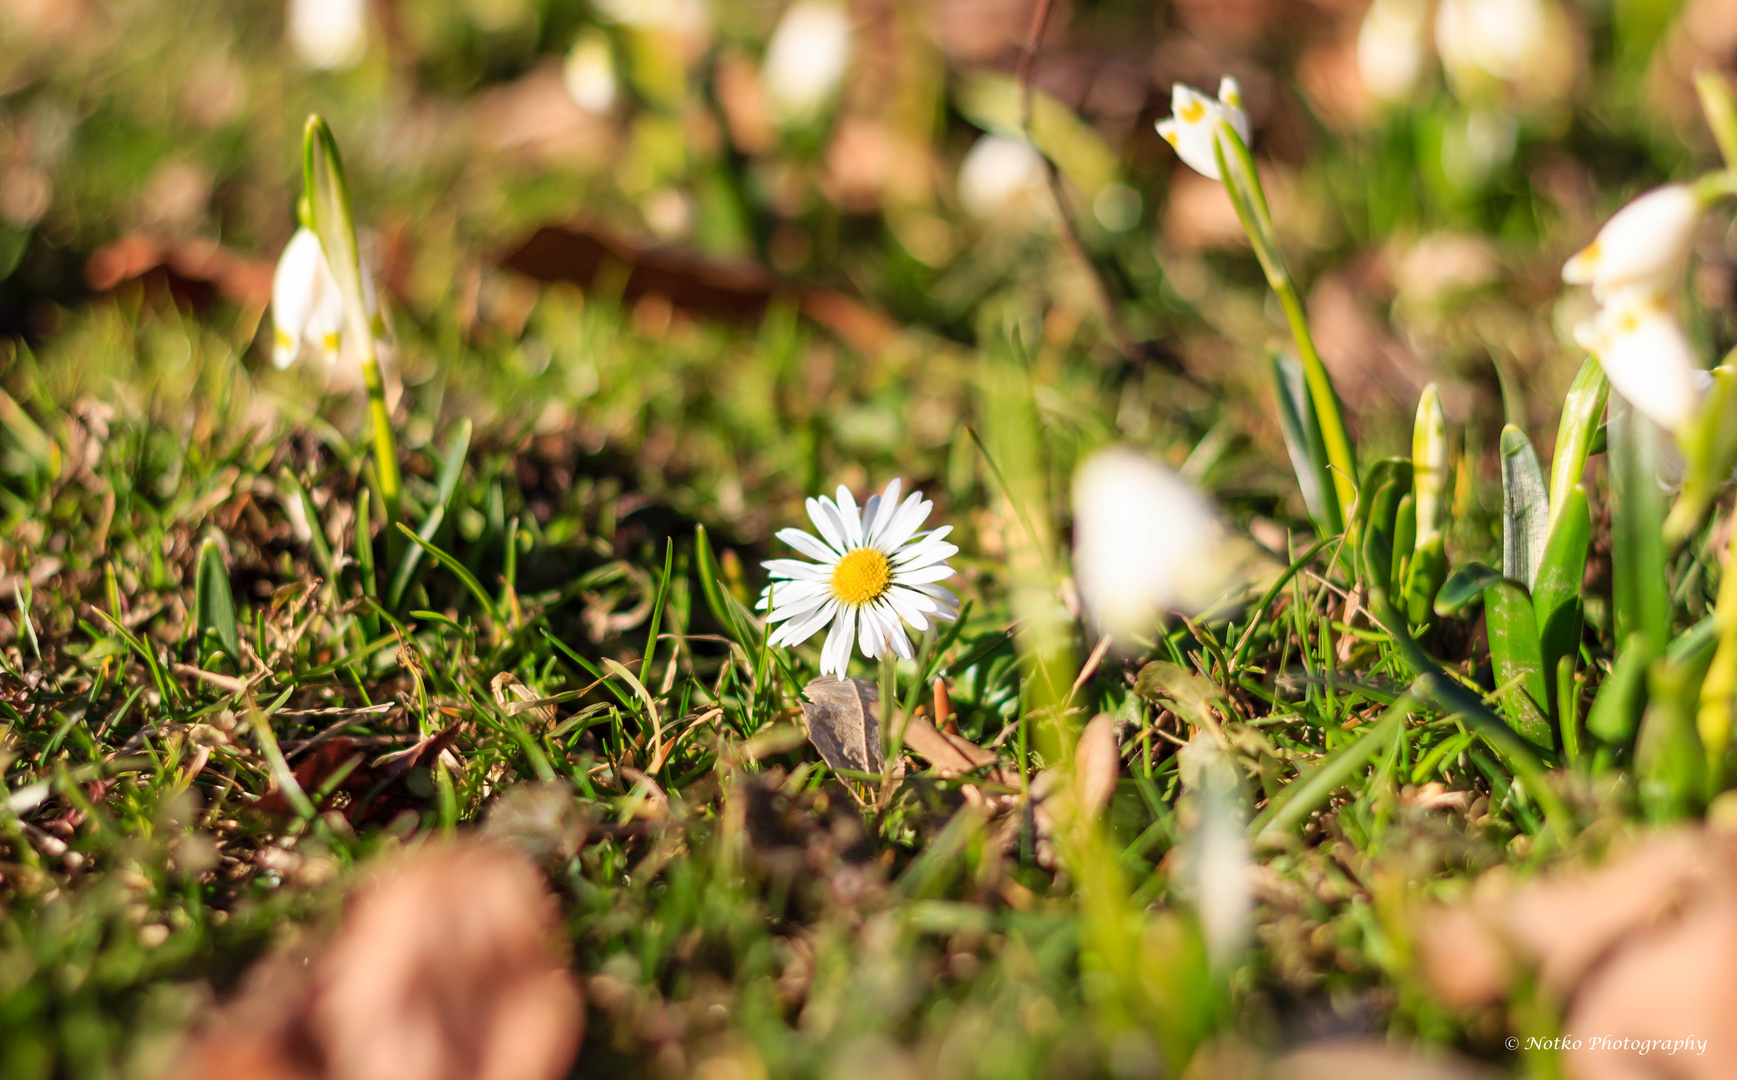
[194,537,240,661]
[1586,631,1654,752]
[1434,561,1501,617]
[1636,651,1710,820]
[1532,484,1591,700]
[1404,538,1448,626]
[1499,425,1548,590]
[1609,399,1671,649]
[1268,350,1334,533]
[1546,357,1609,530]
[387,419,473,610]
[1483,579,1552,752]
[302,115,370,350]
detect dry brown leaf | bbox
[800,676,885,775]
[181,840,584,1080]
[1074,713,1120,819]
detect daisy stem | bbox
[879,652,902,795]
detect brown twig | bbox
[1015,0,1146,366]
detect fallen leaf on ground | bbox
[800,677,885,776]
[180,840,584,1080]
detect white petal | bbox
[883,587,935,632]
[908,581,960,615]
[271,228,325,368]
[874,492,931,553]
[806,497,851,554]
[875,600,914,658]
[857,606,883,659]
[1563,183,1702,300]
[772,600,837,647]
[773,529,840,565]
[893,563,957,585]
[864,478,902,544]
[1585,289,1702,431]
[821,606,856,677]
[835,485,864,547]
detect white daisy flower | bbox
[270,225,387,371]
[1562,183,1704,302]
[1155,77,1251,181]
[759,479,959,678]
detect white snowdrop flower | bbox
[1155,77,1251,181]
[271,226,386,371]
[957,134,1047,220]
[763,0,852,125]
[1072,448,1228,640]
[562,32,617,114]
[287,0,368,71]
[760,479,960,678]
[1574,287,1702,432]
[1562,183,1704,302]
[1357,0,1430,102]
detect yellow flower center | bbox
[831,547,892,606]
[1179,99,1206,123]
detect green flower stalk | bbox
[300,114,401,518]
[1157,80,1357,532]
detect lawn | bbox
[2,1,1736,1078]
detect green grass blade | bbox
[1533,484,1591,705]
[193,536,240,661]
[386,419,472,610]
[393,522,500,627]
[1483,579,1551,752]
[1252,698,1411,837]
[1546,357,1608,530]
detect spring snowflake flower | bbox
[1562,183,1704,302]
[1155,77,1251,181]
[270,226,386,370]
[1573,287,1702,432]
[760,479,959,678]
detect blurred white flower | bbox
[1562,183,1704,302]
[1072,448,1228,640]
[271,226,386,370]
[1435,0,1546,86]
[562,32,617,114]
[1574,287,1702,432]
[763,0,852,125]
[1155,77,1251,181]
[957,134,1047,221]
[1177,734,1251,970]
[1440,108,1516,190]
[287,0,367,71]
[1356,0,1430,102]
[759,480,960,678]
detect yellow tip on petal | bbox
[1179,98,1206,123]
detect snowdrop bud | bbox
[562,32,617,114]
[763,0,851,125]
[1072,448,1228,640]
[271,226,387,371]
[1155,77,1252,181]
[1357,0,1430,102]
[957,134,1047,221]
[1574,288,1702,432]
[1562,184,1704,301]
[287,0,368,71]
